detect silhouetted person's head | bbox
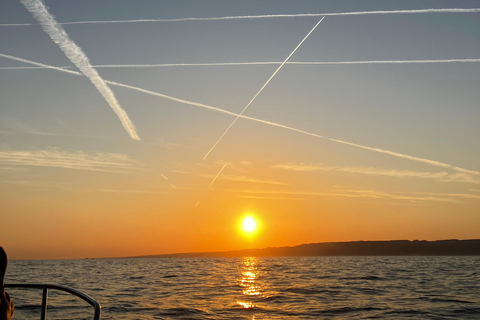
[0,247,14,320]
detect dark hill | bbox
[131,239,480,258]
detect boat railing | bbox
[5,283,101,320]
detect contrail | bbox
[1,8,479,27]
[0,53,240,118]
[209,163,228,187]
[160,173,177,189]
[195,162,229,208]
[203,17,326,161]
[1,58,480,70]
[2,53,479,175]
[19,0,140,141]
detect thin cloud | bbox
[238,195,302,201]
[452,167,480,176]
[220,175,288,186]
[1,58,479,70]
[2,53,478,175]
[19,0,140,140]
[228,189,458,203]
[0,147,142,173]
[2,8,479,27]
[203,17,325,160]
[273,163,479,184]
[172,169,288,186]
[2,180,64,188]
[400,192,480,199]
[99,189,167,194]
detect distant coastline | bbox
[128,239,480,259]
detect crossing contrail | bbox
[1,8,479,27]
[195,162,229,208]
[1,58,479,70]
[2,52,479,175]
[209,163,229,187]
[203,17,326,161]
[19,0,140,141]
[160,173,177,189]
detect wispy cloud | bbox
[400,192,480,199]
[2,180,64,188]
[98,189,167,194]
[0,166,27,172]
[452,167,480,176]
[221,175,288,186]
[2,59,478,70]
[0,117,69,137]
[2,8,479,27]
[172,170,288,186]
[228,189,459,203]
[203,17,325,160]
[2,52,478,175]
[238,195,303,201]
[0,147,142,173]
[273,163,479,184]
[19,0,140,140]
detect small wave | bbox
[227,304,267,313]
[154,307,208,316]
[359,275,385,280]
[128,276,145,280]
[339,275,386,281]
[283,287,340,295]
[355,287,385,295]
[313,275,334,279]
[414,296,473,304]
[450,307,480,315]
[15,304,41,310]
[383,309,429,315]
[310,306,383,315]
[259,295,288,303]
[104,306,130,313]
[162,274,178,278]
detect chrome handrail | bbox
[5,283,101,320]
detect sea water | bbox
[5,256,480,319]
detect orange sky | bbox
[1,0,479,259]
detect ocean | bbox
[5,256,480,319]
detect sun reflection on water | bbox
[237,257,262,311]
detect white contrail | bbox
[209,163,228,187]
[203,17,326,161]
[0,53,240,118]
[1,8,479,27]
[19,0,140,141]
[3,52,479,174]
[195,162,229,208]
[160,173,177,189]
[2,58,479,70]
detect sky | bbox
[0,0,479,260]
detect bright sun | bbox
[242,217,256,232]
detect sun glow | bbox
[242,217,256,232]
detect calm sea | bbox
[5,256,480,319]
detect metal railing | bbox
[5,283,101,320]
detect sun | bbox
[242,217,256,232]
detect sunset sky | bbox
[1,0,479,260]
